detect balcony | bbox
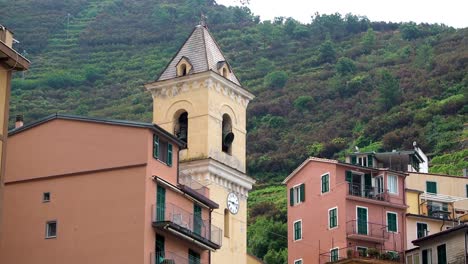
[151,251,207,264]
[152,203,222,250]
[348,183,389,202]
[346,220,389,243]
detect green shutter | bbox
[167,143,173,166]
[322,175,329,193]
[437,244,447,264]
[290,188,294,206]
[156,186,166,221]
[329,208,337,228]
[300,184,305,202]
[346,171,352,182]
[387,213,397,232]
[294,221,302,240]
[189,249,201,264]
[351,155,357,164]
[194,204,202,235]
[357,207,367,235]
[153,135,160,159]
[367,155,373,167]
[364,174,372,188]
[417,223,427,238]
[426,181,437,194]
[466,185,468,198]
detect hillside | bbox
[1,1,467,262]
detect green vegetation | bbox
[2,1,467,262]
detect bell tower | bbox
[145,24,255,264]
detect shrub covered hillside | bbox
[2,0,467,262]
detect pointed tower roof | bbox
[157,25,241,85]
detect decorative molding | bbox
[180,158,255,199]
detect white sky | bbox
[216,0,468,28]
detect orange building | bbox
[0,114,221,263]
[0,24,30,239]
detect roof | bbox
[156,25,241,85]
[412,224,468,244]
[8,113,186,147]
[0,40,30,71]
[420,192,468,203]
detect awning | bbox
[420,192,468,203]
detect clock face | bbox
[227,192,239,214]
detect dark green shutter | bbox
[189,249,201,264]
[422,249,428,264]
[322,175,329,193]
[426,181,437,194]
[153,135,160,159]
[387,213,397,232]
[417,223,427,238]
[329,208,337,228]
[155,235,165,262]
[351,155,357,164]
[194,204,202,235]
[156,186,166,221]
[346,171,352,182]
[367,155,373,167]
[167,144,173,166]
[290,188,294,206]
[300,184,305,202]
[466,185,468,198]
[437,244,447,264]
[364,174,372,188]
[357,207,367,235]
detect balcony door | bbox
[357,207,368,235]
[194,204,202,235]
[157,186,166,221]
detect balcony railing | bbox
[346,220,389,242]
[348,183,389,202]
[152,203,222,248]
[426,205,451,219]
[151,251,206,264]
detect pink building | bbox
[0,114,221,264]
[283,157,407,264]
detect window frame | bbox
[386,211,398,233]
[330,247,339,262]
[293,259,303,264]
[153,134,173,167]
[328,207,338,229]
[417,222,428,238]
[375,175,384,194]
[357,246,368,257]
[45,220,57,239]
[321,173,330,193]
[290,183,305,206]
[426,181,437,194]
[43,192,50,203]
[436,244,447,264]
[293,219,302,241]
[422,248,432,264]
[356,206,369,235]
[387,175,398,194]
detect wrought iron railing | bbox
[319,246,403,263]
[348,183,389,202]
[346,220,389,240]
[152,203,222,246]
[151,251,206,264]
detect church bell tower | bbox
[145,24,255,264]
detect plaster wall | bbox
[406,216,454,250]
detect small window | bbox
[330,248,339,262]
[387,212,398,232]
[413,253,420,264]
[375,176,384,194]
[188,249,200,264]
[294,260,302,264]
[153,135,160,159]
[357,247,367,257]
[417,222,428,238]
[437,244,446,264]
[466,184,468,198]
[290,184,305,206]
[180,64,187,76]
[222,114,234,154]
[153,134,173,167]
[175,112,188,143]
[224,209,230,238]
[329,207,337,228]
[293,220,302,241]
[388,175,398,194]
[422,249,432,264]
[43,192,50,202]
[46,221,57,238]
[321,173,330,193]
[426,181,437,194]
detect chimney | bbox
[15,114,23,128]
[464,168,468,177]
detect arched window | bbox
[222,114,234,154]
[174,111,188,143]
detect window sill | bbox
[45,236,57,239]
[154,157,172,167]
[328,226,338,230]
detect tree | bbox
[293,95,314,111]
[400,22,421,40]
[318,39,336,63]
[377,70,401,111]
[361,28,376,53]
[264,71,288,89]
[335,57,356,75]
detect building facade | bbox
[0,24,29,239]
[0,114,221,263]
[145,24,255,264]
[283,157,407,264]
[405,172,468,250]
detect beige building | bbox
[405,172,468,250]
[0,24,29,240]
[145,24,255,264]
[407,224,468,264]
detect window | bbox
[388,175,398,194]
[357,247,367,257]
[413,254,420,264]
[427,201,449,219]
[321,173,330,193]
[294,260,303,264]
[422,249,432,264]
[180,64,187,76]
[156,186,166,221]
[293,220,302,241]
[193,204,202,235]
[224,209,230,238]
[222,114,234,154]
[153,134,173,166]
[330,248,339,262]
[387,212,398,232]
[375,176,384,194]
[45,221,57,238]
[357,207,368,235]
[466,184,468,198]
[329,207,338,229]
[290,184,305,206]
[155,235,165,260]
[417,222,428,238]
[437,244,446,264]
[188,249,200,264]
[43,192,50,202]
[175,112,188,143]
[426,181,437,194]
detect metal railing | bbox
[151,251,206,264]
[426,205,450,219]
[348,183,389,202]
[179,175,209,198]
[319,246,403,263]
[346,220,389,240]
[152,203,222,246]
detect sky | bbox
[216,0,468,28]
